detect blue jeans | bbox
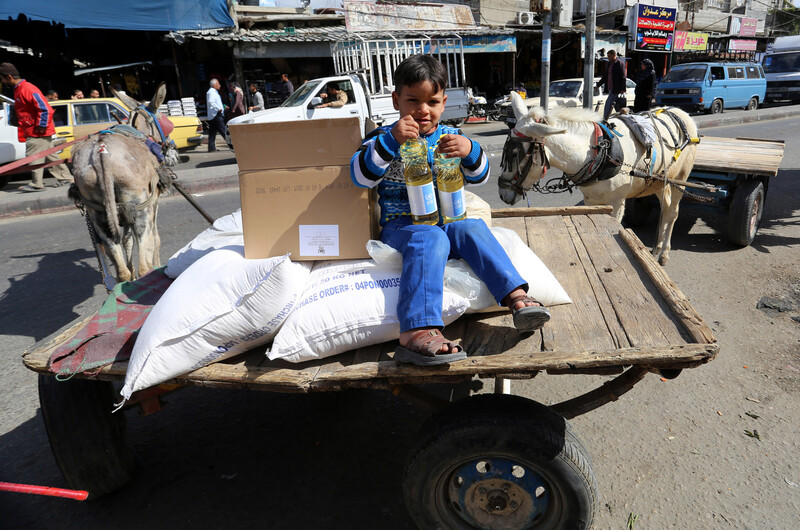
[603,92,620,121]
[380,217,527,332]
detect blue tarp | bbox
[0,0,234,31]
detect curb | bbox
[695,106,800,129]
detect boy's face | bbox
[392,80,447,136]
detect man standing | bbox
[317,82,348,108]
[597,50,627,121]
[0,63,72,192]
[278,73,294,102]
[248,83,264,112]
[206,78,226,152]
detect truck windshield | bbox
[763,52,800,73]
[662,66,707,83]
[280,81,322,107]
[549,81,582,98]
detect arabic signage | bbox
[634,4,677,53]
[729,16,758,37]
[729,39,757,52]
[674,31,708,51]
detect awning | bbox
[1,0,234,31]
[74,61,152,76]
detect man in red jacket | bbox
[0,62,73,192]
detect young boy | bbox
[350,54,550,366]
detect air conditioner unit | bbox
[517,11,536,25]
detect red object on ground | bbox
[0,481,88,501]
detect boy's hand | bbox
[391,115,419,145]
[437,134,472,158]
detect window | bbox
[727,66,745,79]
[710,66,725,80]
[107,103,128,124]
[74,102,111,125]
[663,66,707,83]
[51,104,69,127]
[746,66,761,79]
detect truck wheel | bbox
[727,180,764,246]
[38,376,137,499]
[622,197,655,226]
[403,394,597,529]
[746,97,758,111]
[707,99,723,114]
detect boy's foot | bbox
[18,184,45,193]
[504,289,551,332]
[395,329,467,366]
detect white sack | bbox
[465,190,492,227]
[165,209,244,278]
[121,249,311,399]
[268,259,470,363]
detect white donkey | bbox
[500,92,699,265]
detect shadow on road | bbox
[0,249,98,341]
[195,156,237,169]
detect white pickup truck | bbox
[228,36,469,136]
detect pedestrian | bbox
[317,81,348,108]
[89,88,100,98]
[45,89,58,101]
[596,50,627,121]
[71,89,84,100]
[228,82,245,119]
[633,59,657,113]
[278,73,293,102]
[0,62,73,192]
[206,78,226,153]
[248,82,264,112]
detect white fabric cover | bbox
[121,249,311,399]
[165,210,244,278]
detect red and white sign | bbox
[729,39,757,51]
[730,16,758,37]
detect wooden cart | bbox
[22,207,718,529]
[625,136,785,247]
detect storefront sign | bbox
[673,31,708,51]
[458,35,517,53]
[729,39,757,51]
[344,2,475,32]
[634,4,677,53]
[729,16,758,37]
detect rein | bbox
[499,130,548,198]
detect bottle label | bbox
[438,188,466,218]
[407,182,438,216]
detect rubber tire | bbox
[727,180,764,247]
[403,394,597,529]
[622,197,655,226]
[746,97,758,111]
[447,118,467,128]
[38,376,137,499]
[0,174,11,188]
[708,99,723,114]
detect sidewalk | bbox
[2,103,799,220]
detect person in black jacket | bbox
[634,59,657,113]
[596,50,627,120]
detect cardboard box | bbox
[229,118,378,260]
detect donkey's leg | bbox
[134,204,159,277]
[653,185,683,266]
[90,213,132,282]
[151,201,162,268]
[122,227,135,279]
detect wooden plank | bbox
[619,228,717,345]
[693,136,784,176]
[524,215,620,352]
[22,315,94,372]
[491,205,612,219]
[571,214,688,347]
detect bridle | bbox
[129,105,176,156]
[499,127,549,198]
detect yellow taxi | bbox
[49,97,203,158]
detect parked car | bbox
[655,62,766,114]
[503,77,636,127]
[48,97,203,158]
[0,95,25,166]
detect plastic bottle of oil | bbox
[399,138,438,225]
[434,151,467,223]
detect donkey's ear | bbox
[112,88,141,112]
[147,82,167,113]
[518,121,567,137]
[511,91,529,120]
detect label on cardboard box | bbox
[299,225,340,257]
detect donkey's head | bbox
[113,82,178,165]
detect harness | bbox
[498,129,548,199]
[567,122,624,185]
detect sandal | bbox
[18,184,45,193]
[507,294,551,331]
[395,329,467,366]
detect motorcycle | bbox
[461,88,504,124]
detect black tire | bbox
[746,97,758,111]
[403,394,597,529]
[707,99,723,114]
[447,118,467,128]
[0,174,12,188]
[38,376,137,499]
[727,180,764,246]
[622,197,655,226]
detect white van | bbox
[763,35,800,104]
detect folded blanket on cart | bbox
[47,267,173,377]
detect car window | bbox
[710,66,725,80]
[74,102,111,125]
[107,103,129,124]
[282,81,320,107]
[626,78,636,89]
[338,80,356,105]
[746,66,761,79]
[727,66,745,79]
[51,104,69,127]
[663,66,707,82]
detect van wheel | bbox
[707,99,723,114]
[746,97,758,111]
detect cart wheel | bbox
[727,180,764,246]
[623,197,655,226]
[38,375,136,499]
[403,394,597,529]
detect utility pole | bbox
[541,11,552,109]
[583,0,596,109]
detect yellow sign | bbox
[674,31,708,51]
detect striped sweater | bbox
[350,122,489,226]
